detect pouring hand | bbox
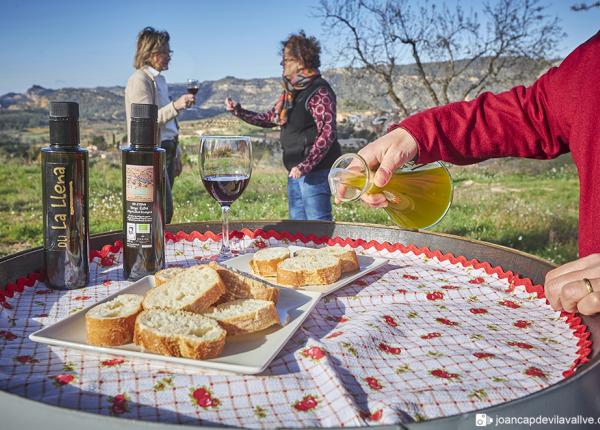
[356,127,418,208]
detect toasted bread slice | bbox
[294,245,359,273]
[249,247,290,276]
[325,245,359,273]
[86,294,143,346]
[134,309,226,359]
[277,254,342,287]
[203,299,280,335]
[209,261,279,304]
[155,267,184,287]
[142,265,225,313]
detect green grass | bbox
[0,156,579,264]
[434,166,579,263]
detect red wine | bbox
[187,87,199,95]
[202,174,250,205]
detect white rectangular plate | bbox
[29,276,322,375]
[223,245,388,296]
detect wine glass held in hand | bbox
[186,79,199,109]
[199,136,252,258]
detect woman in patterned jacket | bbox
[225,31,341,221]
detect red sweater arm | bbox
[390,67,571,166]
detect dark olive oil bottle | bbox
[41,102,89,289]
[122,103,165,280]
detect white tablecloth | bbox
[0,229,590,428]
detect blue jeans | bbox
[287,169,333,221]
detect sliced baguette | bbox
[203,299,280,335]
[209,261,279,304]
[86,294,143,346]
[142,265,225,313]
[294,245,359,273]
[277,254,342,287]
[155,267,184,287]
[249,247,290,276]
[134,309,226,359]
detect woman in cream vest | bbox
[125,26,195,223]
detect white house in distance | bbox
[339,138,367,151]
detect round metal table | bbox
[2,221,599,430]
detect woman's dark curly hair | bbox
[281,30,321,69]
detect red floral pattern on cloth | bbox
[190,386,221,409]
[233,86,337,174]
[109,393,129,415]
[0,229,591,428]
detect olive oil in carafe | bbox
[329,154,453,230]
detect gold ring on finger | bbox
[583,278,594,294]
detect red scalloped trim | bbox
[89,240,123,261]
[0,271,44,303]
[1,229,592,377]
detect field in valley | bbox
[0,146,579,265]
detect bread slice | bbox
[203,299,280,335]
[249,247,290,276]
[209,262,279,304]
[142,265,225,313]
[277,254,342,287]
[86,294,143,346]
[134,309,226,359]
[155,267,184,287]
[294,245,359,273]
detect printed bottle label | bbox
[126,165,154,247]
[45,163,75,250]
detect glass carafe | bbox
[328,153,453,230]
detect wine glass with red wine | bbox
[186,79,199,110]
[199,136,252,258]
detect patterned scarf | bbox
[275,69,320,126]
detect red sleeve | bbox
[387,40,596,165]
[296,86,337,174]
[232,105,278,128]
[387,33,600,257]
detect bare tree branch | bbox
[388,2,441,106]
[571,1,600,11]
[319,0,563,118]
[320,0,411,116]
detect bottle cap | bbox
[131,103,158,120]
[129,103,158,147]
[49,102,79,120]
[48,101,80,146]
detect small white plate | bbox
[223,245,388,296]
[29,276,322,375]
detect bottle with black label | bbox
[41,101,89,289]
[122,103,165,280]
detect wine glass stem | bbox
[221,205,230,254]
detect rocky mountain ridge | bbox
[0,57,549,125]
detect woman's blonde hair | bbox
[133,26,170,69]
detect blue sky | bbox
[0,0,598,95]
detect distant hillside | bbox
[0,57,549,128]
